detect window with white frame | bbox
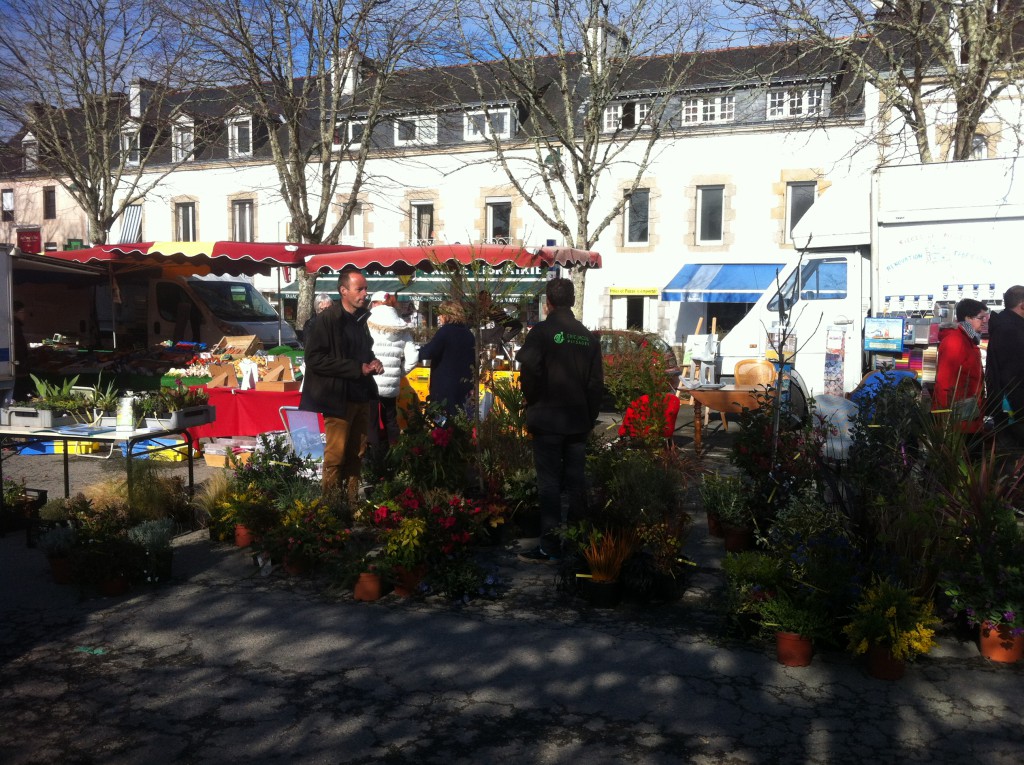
[625,188,650,244]
[767,88,823,120]
[464,108,512,141]
[348,120,366,144]
[682,96,735,125]
[2,189,13,222]
[603,100,653,132]
[22,139,37,171]
[172,123,194,162]
[175,202,197,241]
[340,203,363,245]
[971,133,989,159]
[122,131,140,165]
[232,199,254,241]
[485,199,511,243]
[786,181,817,241]
[394,115,437,147]
[697,186,724,244]
[228,117,252,157]
[410,202,434,244]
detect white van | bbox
[97,273,299,350]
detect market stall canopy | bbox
[278,274,546,300]
[304,243,602,274]
[661,263,785,303]
[44,241,367,276]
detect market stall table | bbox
[0,424,198,504]
[190,387,302,439]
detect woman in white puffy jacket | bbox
[366,291,419,449]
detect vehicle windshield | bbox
[768,258,848,312]
[187,279,279,322]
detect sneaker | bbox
[517,546,561,564]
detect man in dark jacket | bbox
[300,269,383,502]
[515,277,603,562]
[986,284,1024,448]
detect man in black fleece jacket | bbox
[986,284,1024,448]
[515,277,603,562]
[300,269,383,502]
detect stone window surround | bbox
[614,180,658,253]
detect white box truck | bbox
[716,158,1024,399]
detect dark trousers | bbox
[532,431,588,550]
[366,397,400,447]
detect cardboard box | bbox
[211,335,260,357]
[255,380,301,392]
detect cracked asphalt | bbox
[1,420,1022,764]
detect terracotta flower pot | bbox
[47,556,74,585]
[234,524,255,548]
[867,645,905,680]
[722,525,754,553]
[775,631,813,667]
[392,564,428,598]
[283,556,311,576]
[706,511,724,539]
[979,621,1023,664]
[98,576,130,598]
[354,572,384,601]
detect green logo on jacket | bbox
[554,332,564,344]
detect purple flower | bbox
[1003,610,1016,624]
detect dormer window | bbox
[394,115,437,147]
[464,108,513,142]
[332,119,367,149]
[228,116,252,157]
[121,131,141,165]
[767,88,823,120]
[602,100,652,132]
[172,122,195,162]
[681,96,735,125]
[22,138,38,171]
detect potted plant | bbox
[755,591,830,667]
[697,472,754,552]
[698,472,745,538]
[722,550,786,636]
[260,497,349,576]
[68,533,146,596]
[155,380,214,428]
[37,525,77,584]
[843,577,939,679]
[379,515,429,596]
[573,527,637,608]
[90,376,121,424]
[943,560,1024,663]
[127,518,177,583]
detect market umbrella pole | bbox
[277,268,283,347]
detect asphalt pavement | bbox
[1,415,1022,764]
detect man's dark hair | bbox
[1004,285,1024,311]
[956,298,987,321]
[545,278,574,308]
[338,268,361,290]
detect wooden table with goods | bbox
[685,385,765,453]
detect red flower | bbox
[430,427,452,447]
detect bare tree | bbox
[181,0,454,325]
[0,0,199,244]
[730,0,1024,162]
[451,0,711,314]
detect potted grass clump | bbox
[574,527,637,608]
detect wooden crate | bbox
[211,335,260,357]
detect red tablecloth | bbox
[189,387,303,439]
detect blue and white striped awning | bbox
[661,263,784,303]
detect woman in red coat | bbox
[933,298,988,432]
